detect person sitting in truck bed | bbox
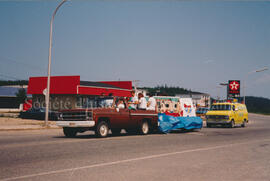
[128,91,138,110]
[138,93,147,110]
[105,93,114,108]
[147,93,156,111]
[117,98,125,109]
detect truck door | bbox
[110,108,130,129]
[129,109,145,128]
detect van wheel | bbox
[241,120,246,127]
[96,121,109,138]
[111,128,122,135]
[140,121,149,135]
[230,120,235,128]
[63,127,77,138]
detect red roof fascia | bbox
[78,86,132,97]
[99,81,132,90]
[27,76,80,95]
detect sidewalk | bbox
[0,117,60,131]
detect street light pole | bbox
[45,0,67,127]
[243,66,268,105]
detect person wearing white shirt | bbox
[105,99,113,107]
[117,99,125,109]
[105,93,114,108]
[138,93,147,110]
[147,93,156,111]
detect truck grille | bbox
[60,111,93,121]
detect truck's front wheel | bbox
[63,127,77,138]
[96,121,109,138]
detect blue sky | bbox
[0,1,269,99]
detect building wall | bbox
[32,94,117,110]
[176,94,211,108]
[32,95,77,110]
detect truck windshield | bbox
[210,104,231,111]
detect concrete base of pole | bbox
[43,123,51,129]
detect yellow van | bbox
[206,102,248,128]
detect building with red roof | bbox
[27,75,132,110]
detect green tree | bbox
[16,88,27,104]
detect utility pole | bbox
[45,0,67,127]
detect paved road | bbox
[0,113,270,181]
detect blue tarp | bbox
[158,113,203,133]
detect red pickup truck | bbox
[57,97,158,138]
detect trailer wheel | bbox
[96,121,109,138]
[63,127,77,138]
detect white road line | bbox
[2,138,270,181]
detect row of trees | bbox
[245,96,270,115]
[0,80,28,86]
[139,85,200,96]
